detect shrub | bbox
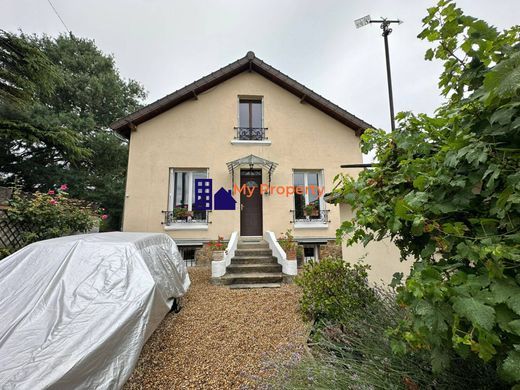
[333,1,520,383]
[3,185,97,253]
[295,258,376,323]
[275,286,506,390]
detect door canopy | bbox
[226,154,278,188]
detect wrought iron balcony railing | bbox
[162,210,209,225]
[234,127,268,141]
[290,209,330,224]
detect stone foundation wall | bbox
[319,241,342,259]
[195,244,213,266]
[296,245,304,268]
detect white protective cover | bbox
[0,232,190,389]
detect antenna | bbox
[354,15,371,29]
[354,16,403,131]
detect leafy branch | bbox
[334,0,520,384]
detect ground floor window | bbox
[168,169,208,222]
[293,170,324,222]
[302,244,320,264]
[179,246,199,267]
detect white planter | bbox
[212,250,225,262]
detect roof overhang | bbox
[110,52,373,139]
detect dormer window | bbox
[235,98,267,141]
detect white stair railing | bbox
[264,231,297,275]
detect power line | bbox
[46,0,70,34]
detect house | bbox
[111,51,404,284]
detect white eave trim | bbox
[164,223,209,231]
[230,140,271,145]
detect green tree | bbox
[0,32,145,230]
[58,132,129,231]
[0,30,90,174]
[334,0,520,384]
[0,29,54,105]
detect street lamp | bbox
[355,15,402,131]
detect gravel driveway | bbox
[124,267,307,389]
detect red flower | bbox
[49,199,58,205]
[59,184,68,191]
[101,214,108,220]
[48,190,55,195]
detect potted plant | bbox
[303,203,319,219]
[278,229,297,260]
[286,244,297,260]
[208,235,226,261]
[173,206,190,221]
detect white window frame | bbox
[231,96,271,145]
[303,244,320,264]
[165,168,209,231]
[292,169,328,229]
[237,95,264,127]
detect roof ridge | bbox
[111,51,372,138]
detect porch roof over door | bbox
[226,154,278,188]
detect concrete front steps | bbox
[221,237,283,289]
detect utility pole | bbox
[355,16,402,131]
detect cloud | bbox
[2,0,518,138]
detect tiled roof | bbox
[110,51,372,138]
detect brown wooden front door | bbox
[240,170,263,236]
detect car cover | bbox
[0,232,190,389]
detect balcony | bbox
[162,210,210,231]
[290,209,330,229]
[232,127,270,144]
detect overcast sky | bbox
[3,0,519,133]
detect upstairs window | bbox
[239,98,262,128]
[236,98,266,140]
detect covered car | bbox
[0,232,190,389]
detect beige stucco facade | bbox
[339,204,411,284]
[123,71,363,243]
[120,65,408,282]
